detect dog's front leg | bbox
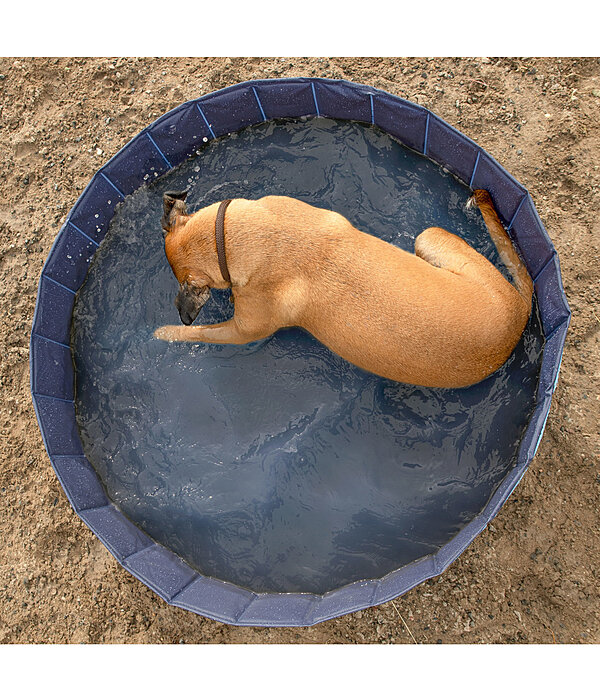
[154,318,271,344]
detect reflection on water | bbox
[72,117,543,594]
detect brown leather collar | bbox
[215,199,233,285]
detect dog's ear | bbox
[162,190,189,234]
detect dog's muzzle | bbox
[175,283,211,325]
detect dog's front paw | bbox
[154,325,182,342]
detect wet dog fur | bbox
[155,190,533,388]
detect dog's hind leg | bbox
[414,226,500,282]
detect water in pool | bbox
[72,117,543,594]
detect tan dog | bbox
[155,190,532,388]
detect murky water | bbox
[72,117,543,594]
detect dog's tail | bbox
[467,189,533,305]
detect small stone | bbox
[530,547,542,561]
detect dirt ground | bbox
[0,57,598,644]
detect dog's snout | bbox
[179,308,195,326]
[175,291,196,326]
[175,282,210,326]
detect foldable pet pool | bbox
[30,78,570,626]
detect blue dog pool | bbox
[30,79,570,625]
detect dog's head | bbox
[162,191,214,325]
[162,190,189,235]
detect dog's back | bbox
[228,196,531,387]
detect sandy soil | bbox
[0,57,598,644]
